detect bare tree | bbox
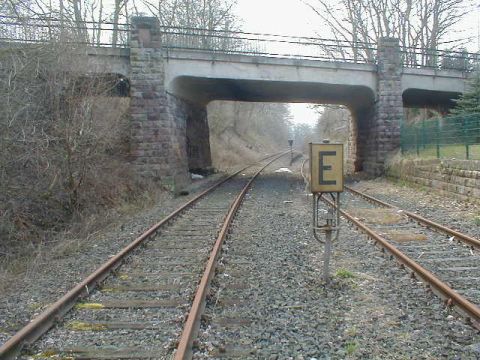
[140,0,237,29]
[315,105,350,143]
[1,0,131,46]
[207,101,292,167]
[138,0,239,50]
[0,40,132,254]
[112,0,128,47]
[303,0,473,66]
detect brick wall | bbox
[387,158,480,200]
[129,16,212,191]
[363,38,403,176]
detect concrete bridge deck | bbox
[86,46,467,108]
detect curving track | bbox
[322,185,480,328]
[0,152,288,360]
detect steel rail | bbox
[345,186,480,249]
[0,153,284,360]
[174,152,288,360]
[322,196,480,328]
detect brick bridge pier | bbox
[129,17,211,191]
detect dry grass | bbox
[0,181,168,295]
[382,230,428,242]
[346,208,406,225]
[210,127,281,170]
[403,144,480,160]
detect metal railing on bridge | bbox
[0,15,130,48]
[159,26,376,63]
[401,113,480,160]
[1,15,478,70]
[401,46,480,72]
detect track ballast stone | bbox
[351,178,479,240]
[0,173,224,347]
[196,160,480,359]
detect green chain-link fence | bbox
[400,113,480,160]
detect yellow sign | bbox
[310,143,344,193]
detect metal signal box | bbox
[309,143,344,193]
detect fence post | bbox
[416,125,420,156]
[463,118,470,160]
[422,119,426,150]
[435,119,440,158]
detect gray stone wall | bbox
[348,107,373,173]
[346,114,357,174]
[130,17,189,191]
[171,96,212,172]
[363,38,404,175]
[129,17,212,191]
[387,158,480,200]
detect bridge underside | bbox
[169,76,379,175]
[403,89,461,111]
[169,77,375,108]
[169,76,381,177]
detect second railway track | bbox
[324,185,480,327]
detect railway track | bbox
[192,162,314,358]
[183,159,479,357]
[3,153,478,358]
[299,156,480,325]
[0,152,288,360]
[322,185,480,327]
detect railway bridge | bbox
[84,17,471,190]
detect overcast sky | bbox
[235,0,318,36]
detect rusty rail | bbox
[345,186,480,249]
[0,153,285,360]
[322,196,480,328]
[174,152,287,359]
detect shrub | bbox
[0,41,139,256]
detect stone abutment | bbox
[129,17,211,190]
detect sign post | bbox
[309,141,344,284]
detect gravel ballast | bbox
[351,178,479,240]
[196,158,480,359]
[1,157,479,358]
[21,174,260,359]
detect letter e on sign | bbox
[309,143,344,193]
